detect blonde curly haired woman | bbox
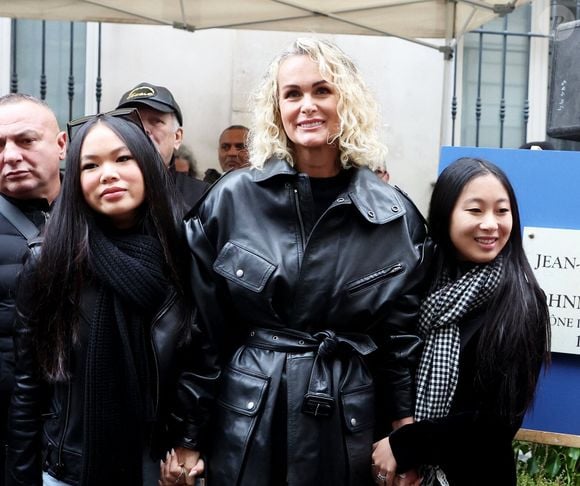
[180,38,432,486]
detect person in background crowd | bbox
[372,157,550,486]
[217,125,249,172]
[7,110,218,486]
[117,82,208,211]
[170,38,432,486]
[0,93,65,485]
[202,125,250,184]
[174,144,200,179]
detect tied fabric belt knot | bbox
[303,330,341,418]
[245,327,377,420]
[316,329,339,358]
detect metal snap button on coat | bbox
[367,210,375,218]
[391,205,400,212]
[272,335,279,340]
[247,401,255,410]
[236,269,244,278]
[350,418,357,426]
[336,197,345,203]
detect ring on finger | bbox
[376,471,387,482]
[175,466,186,484]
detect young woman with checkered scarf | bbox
[372,157,550,486]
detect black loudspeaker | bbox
[547,20,580,141]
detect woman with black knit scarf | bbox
[372,158,550,486]
[7,111,218,486]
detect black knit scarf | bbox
[80,224,169,486]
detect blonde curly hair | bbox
[249,37,388,170]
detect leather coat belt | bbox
[246,327,377,418]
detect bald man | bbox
[218,125,249,172]
[0,93,65,484]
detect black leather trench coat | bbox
[184,158,432,486]
[7,278,218,486]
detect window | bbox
[461,5,532,148]
[12,19,86,127]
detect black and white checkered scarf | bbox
[414,256,503,485]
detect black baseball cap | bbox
[117,82,183,126]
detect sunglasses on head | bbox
[67,108,146,141]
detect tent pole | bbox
[439,0,457,147]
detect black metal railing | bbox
[96,22,102,112]
[455,5,543,149]
[10,19,17,93]
[7,19,97,126]
[67,21,75,120]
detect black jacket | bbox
[0,195,49,395]
[170,166,208,212]
[7,277,219,486]
[389,306,531,486]
[185,158,432,485]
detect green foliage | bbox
[514,441,580,486]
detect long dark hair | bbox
[428,157,550,420]
[27,115,188,381]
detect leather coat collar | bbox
[252,157,406,224]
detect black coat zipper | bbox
[347,263,405,294]
[149,294,175,417]
[55,381,72,478]
[150,330,161,417]
[293,188,306,257]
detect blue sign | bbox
[440,146,580,437]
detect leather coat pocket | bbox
[341,384,375,434]
[214,241,276,292]
[209,366,270,484]
[341,384,375,483]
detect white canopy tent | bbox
[0,0,529,55]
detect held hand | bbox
[159,447,204,485]
[373,437,421,486]
[372,437,397,486]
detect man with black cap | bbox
[117,82,207,211]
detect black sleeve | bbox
[370,199,434,425]
[166,306,221,451]
[389,408,520,473]
[184,215,242,364]
[6,263,45,486]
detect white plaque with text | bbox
[523,226,580,355]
